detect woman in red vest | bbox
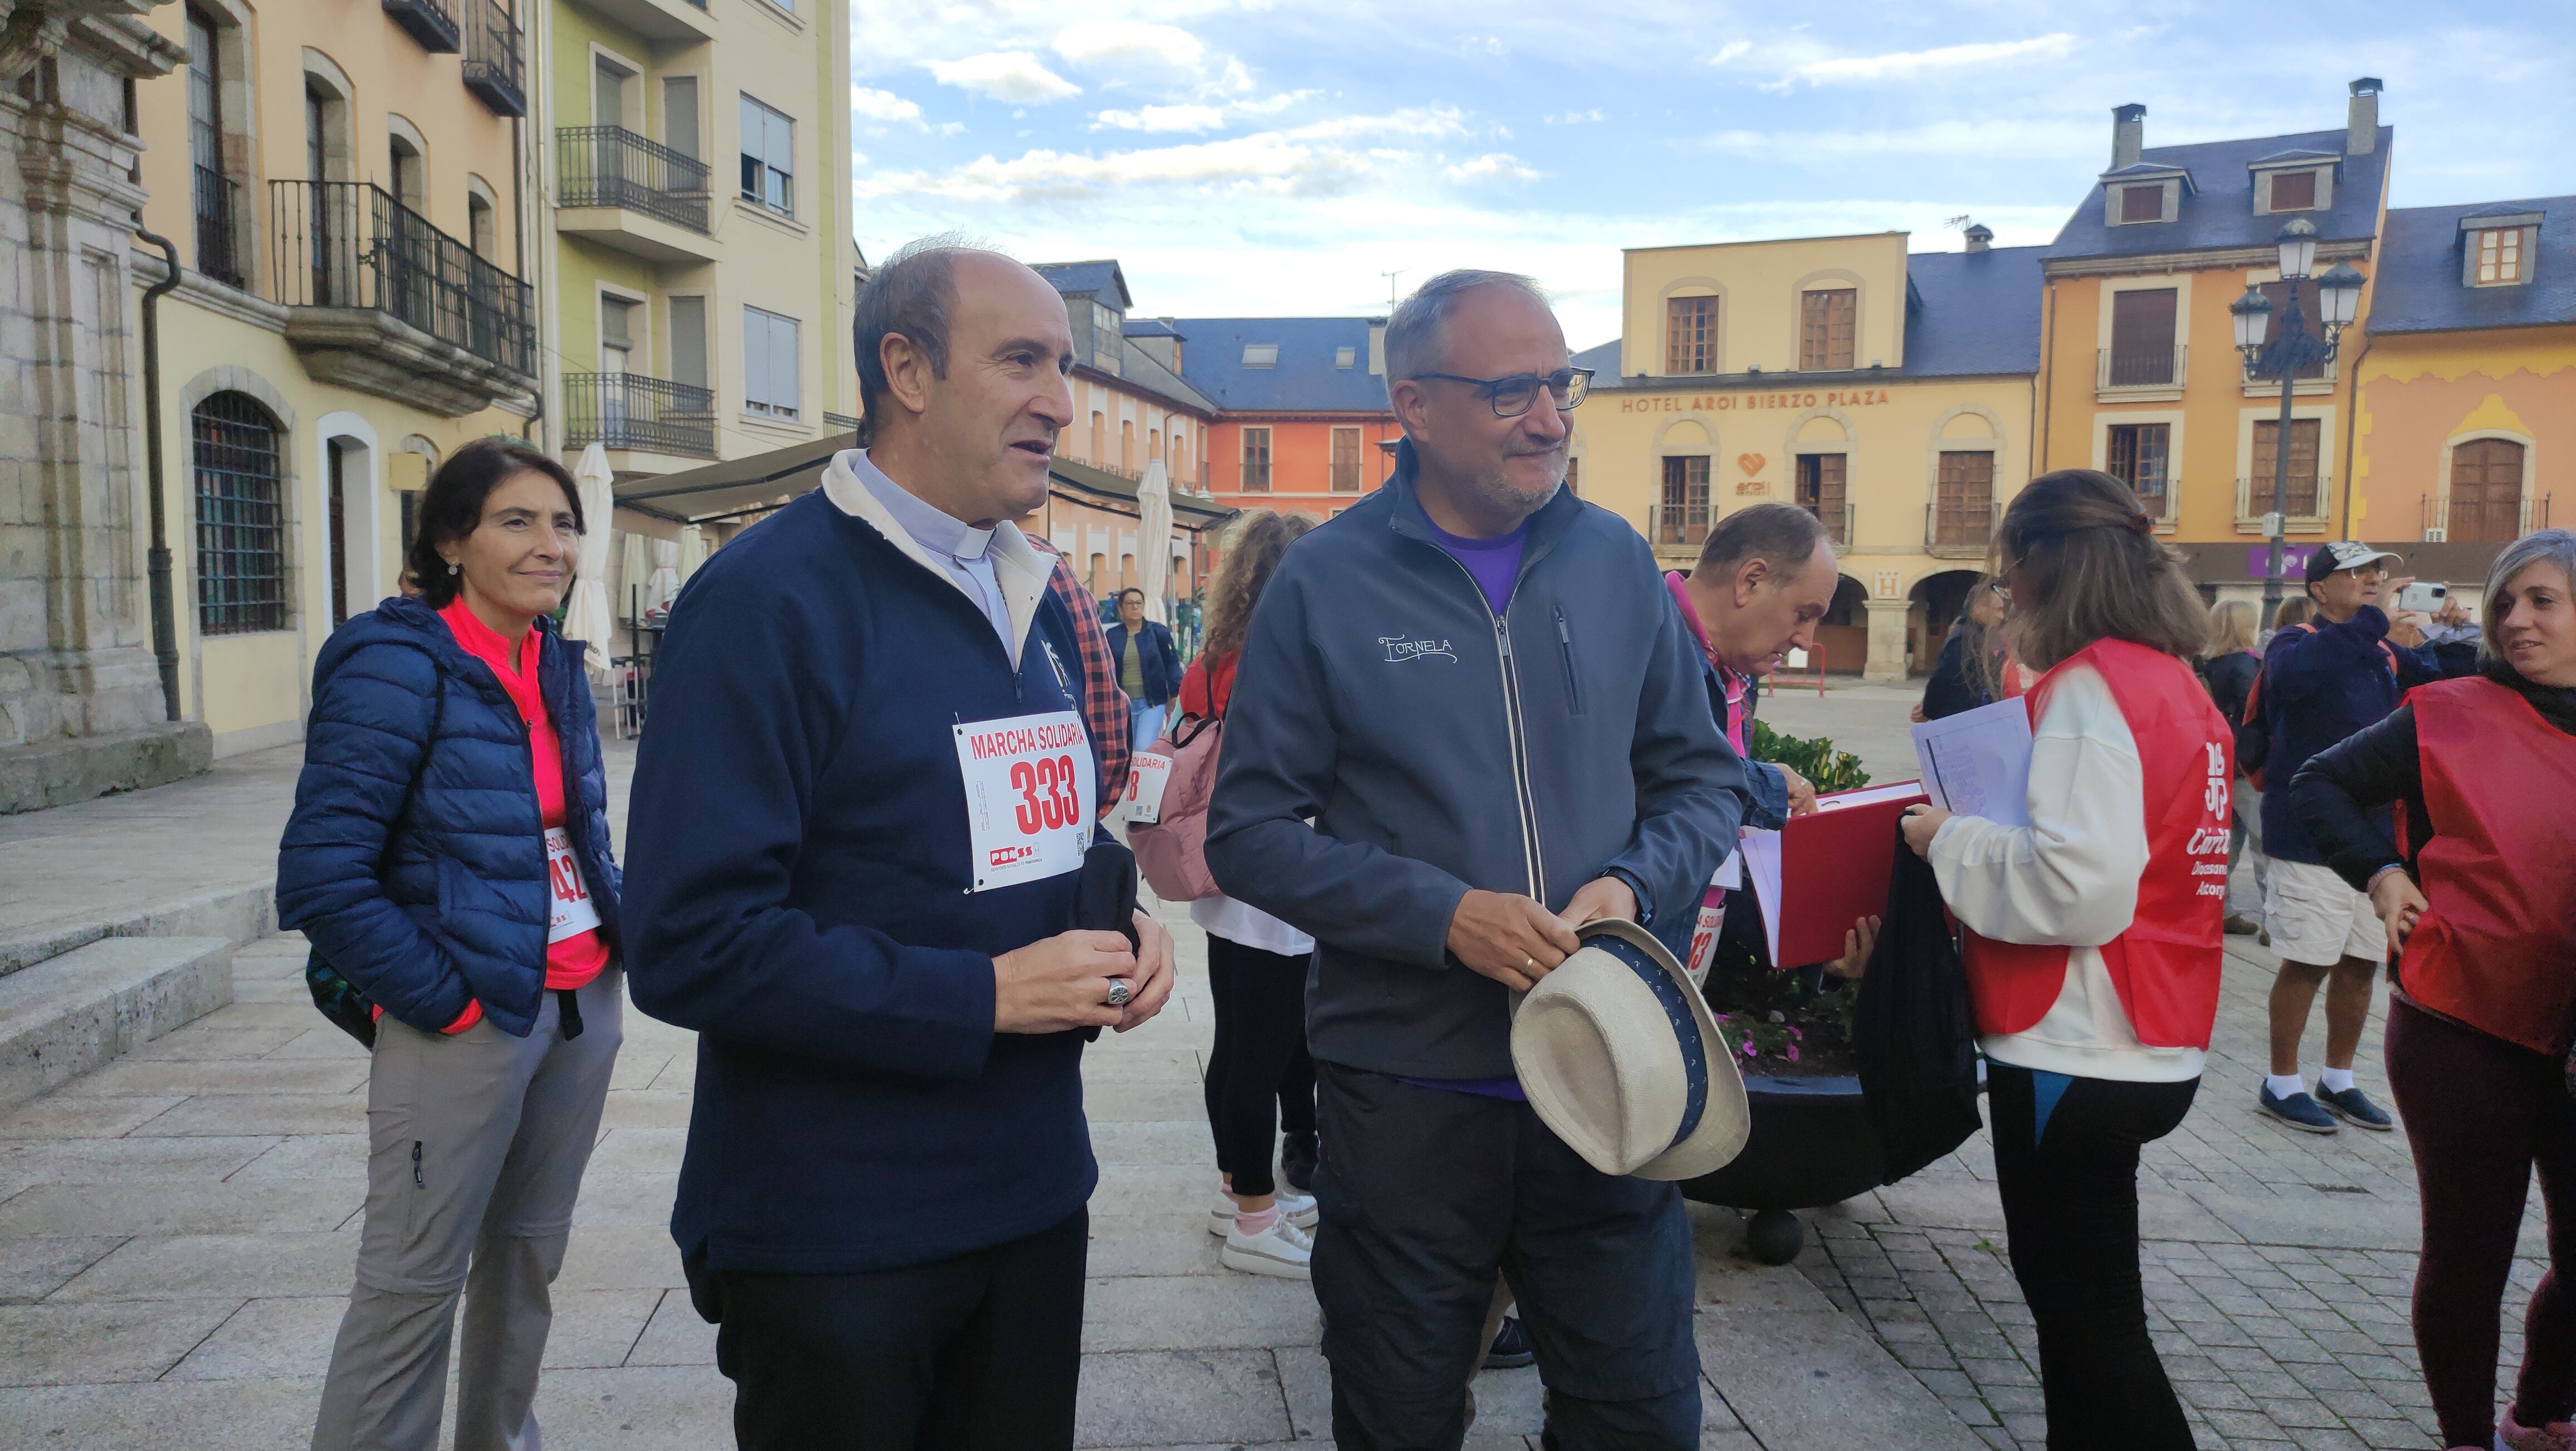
[2289,529,2576,1451]
[1899,469,2231,1450]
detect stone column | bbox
[0,1,202,812]
[1863,598,1914,683]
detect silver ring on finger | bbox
[1105,978,1133,1008]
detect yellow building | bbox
[1573,229,2040,679]
[127,0,544,756]
[2348,196,2573,596]
[533,0,856,647]
[2036,83,2392,605]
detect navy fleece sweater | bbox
[622,487,1096,1274]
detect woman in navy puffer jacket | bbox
[279,439,623,1451]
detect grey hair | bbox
[1695,501,1829,579]
[2483,528,2576,665]
[853,231,985,447]
[1382,269,1552,393]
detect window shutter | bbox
[2121,184,2162,223]
[2270,171,2316,211]
[741,306,767,408]
[2107,289,2178,385]
[670,296,707,390]
[770,313,799,416]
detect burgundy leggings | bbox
[2385,997,2576,1447]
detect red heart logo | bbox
[1738,453,1766,476]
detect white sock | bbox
[2319,1067,2356,1094]
[2266,1073,2309,1101]
[1234,1205,1280,1235]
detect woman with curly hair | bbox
[1182,509,1321,1279]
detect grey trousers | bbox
[311,970,624,1451]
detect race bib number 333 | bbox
[954,709,1095,892]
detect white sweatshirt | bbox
[1928,664,2205,1083]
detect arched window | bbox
[2450,439,2528,542]
[192,392,288,634]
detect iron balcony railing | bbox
[1797,501,1853,547]
[822,411,861,432]
[556,126,711,233]
[2423,491,2551,544]
[382,0,461,51]
[193,164,245,289]
[1656,501,1710,548]
[2236,474,2332,524]
[563,372,716,458]
[461,0,525,118]
[269,179,535,379]
[2097,343,2187,390]
[1926,500,1994,552]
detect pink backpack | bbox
[1129,712,1224,901]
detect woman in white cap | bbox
[1899,468,2232,1451]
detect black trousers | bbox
[1202,932,1315,1197]
[686,1210,1087,1451]
[1987,1064,2199,1451]
[1312,1062,1699,1451]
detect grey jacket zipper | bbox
[1432,551,1547,899]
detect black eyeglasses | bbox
[1411,367,1594,417]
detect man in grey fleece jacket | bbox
[1205,270,1743,1450]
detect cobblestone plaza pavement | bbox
[0,686,2545,1448]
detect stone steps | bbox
[0,883,273,980]
[0,935,235,1111]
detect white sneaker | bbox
[1208,1189,1317,1237]
[1221,1215,1314,1279]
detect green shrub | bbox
[1748,718,1871,793]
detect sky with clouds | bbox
[847,2,2574,346]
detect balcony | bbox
[822,411,860,434]
[192,165,246,289]
[563,0,714,42]
[2422,491,2551,544]
[382,0,461,51]
[1800,501,1853,548]
[269,179,536,417]
[554,127,719,263]
[2096,344,2186,400]
[2242,352,2335,398]
[1925,501,1994,558]
[460,0,525,118]
[563,372,716,462]
[1655,501,1709,549]
[2235,475,2333,532]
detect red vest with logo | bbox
[2397,675,2576,1057]
[1962,639,2233,1049]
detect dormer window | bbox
[2476,228,2525,285]
[1242,344,1277,368]
[2120,186,2162,223]
[2269,170,2317,211]
[2249,152,2338,215]
[1335,346,1355,368]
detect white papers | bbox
[1714,849,1743,891]
[1910,698,2034,828]
[1739,829,1784,965]
[1812,780,1927,812]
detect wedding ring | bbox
[1105,978,1133,1008]
[1523,955,1536,972]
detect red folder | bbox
[1755,781,1928,968]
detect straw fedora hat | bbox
[1511,919,1749,1181]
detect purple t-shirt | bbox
[1423,514,1527,619]
[1400,513,1534,1102]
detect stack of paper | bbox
[1738,781,1930,968]
[1909,698,2035,829]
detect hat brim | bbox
[2310,546,2403,582]
[1572,919,1750,1181]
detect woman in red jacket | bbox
[1183,510,1319,1279]
[2290,529,2576,1451]
[1900,469,2231,1450]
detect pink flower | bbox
[1741,1042,1758,1058]
[1786,1045,1801,1063]
[1713,1014,1731,1022]
[1788,1027,1804,1040]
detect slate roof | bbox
[1105,338,1218,415]
[1169,316,1394,413]
[1032,260,1131,309]
[2368,196,2576,335]
[2046,126,2393,264]
[1121,317,1182,339]
[1582,245,2044,387]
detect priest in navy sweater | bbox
[622,242,1175,1450]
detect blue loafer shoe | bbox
[2260,1084,2339,1134]
[2318,1084,2394,1131]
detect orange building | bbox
[1170,317,1402,522]
[2035,82,2393,603]
[2349,196,2572,595]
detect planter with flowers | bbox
[1679,722,1887,1265]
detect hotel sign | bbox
[1618,387,1895,414]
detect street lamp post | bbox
[2231,218,2366,619]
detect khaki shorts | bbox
[2263,857,2387,966]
